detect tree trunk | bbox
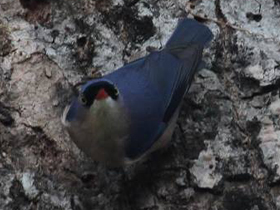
[1,0,280,209]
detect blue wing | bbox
[102,46,201,159]
[81,18,213,159]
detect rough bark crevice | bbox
[1,0,280,209]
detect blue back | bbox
[79,18,213,159]
[105,52,182,159]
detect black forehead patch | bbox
[80,80,119,106]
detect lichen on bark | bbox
[1,0,280,209]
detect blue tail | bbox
[165,18,213,49]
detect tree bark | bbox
[1,0,280,209]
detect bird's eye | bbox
[114,88,119,96]
[79,94,87,105]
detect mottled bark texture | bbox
[1,0,280,209]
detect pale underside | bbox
[62,97,180,167]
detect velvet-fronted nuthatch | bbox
[62,18,213,167]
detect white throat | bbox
[90,97,119,117]
[62,95,129,166]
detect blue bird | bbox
[62,18,213,167]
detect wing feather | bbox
[103,45,203,159]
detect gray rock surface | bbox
[0,0,280,209]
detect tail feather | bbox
[165,18,213,49]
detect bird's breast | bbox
[66,98,130,166]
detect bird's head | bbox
[62,79,120,126]
[61,79,129,166]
